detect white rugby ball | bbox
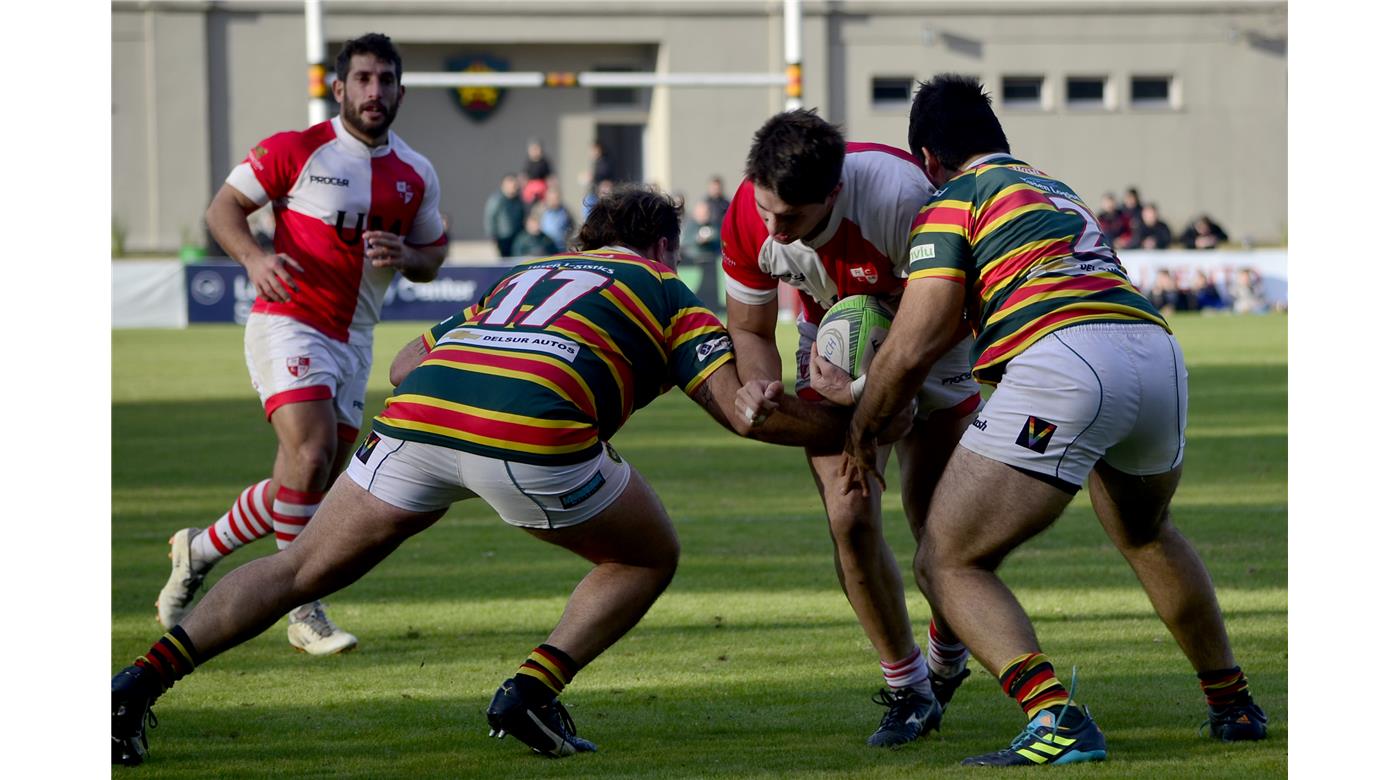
[815,295,894,378]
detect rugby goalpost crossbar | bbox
[304,0,804,124]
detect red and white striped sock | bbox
[272,486,324,550]
[190,480,275,566]
[881,648,931,692]
[927,620,969,678]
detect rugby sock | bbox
[1198,666,1253,709]
[272,486,324,550]
[190,480,276,564]
[926,619,969,678]
[881,649,932,694]
[133,626,200,693]
[513,644,580,706]
[1000,652,1070,719]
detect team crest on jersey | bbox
[396,181,415,204]
[286,356,311,377]
[849,264,880,284]
[695,335,732,362]
[447,55,510,122]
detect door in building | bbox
[595,124,644,185]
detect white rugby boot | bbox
[287,600,358,655]
[155,528,211,629]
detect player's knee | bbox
[286,438,338,482]
[827,509,880,552]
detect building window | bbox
[592,65,641,108]
[1131,75,1173,108]
[1001,76,1044,109]
[871,77,913,108]
[1066,76,1107,109]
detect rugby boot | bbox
[155,528,210,629]
[867,685,942,747]
[112,664,159,766]
[486,678,597,757]
[287,600,358,655]
[927,665,971,731]
[1204,701,1268,741]
[961,704,1107,766]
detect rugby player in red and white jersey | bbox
[723,110,979,747]
[154,33,448,655]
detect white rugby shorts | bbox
[959,322,1187,492]
[345,431,632,530]
[795,318,981,419]
[244,312,371,441]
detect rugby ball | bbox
[815,295,893,378]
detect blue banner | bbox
[184,261,515,324]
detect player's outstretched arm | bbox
[691,362,845,449]
[389,335,429,387]
[726,299,784,383]
[206,184,303,303]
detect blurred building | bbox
[112,0,1287,254]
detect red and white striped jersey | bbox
[226,116,447,344]
[721,142,935,322]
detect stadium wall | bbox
[111,1,1286,254]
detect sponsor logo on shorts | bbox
[286,356,311,377]
[355,431,381,463]
[1015,416,1057,454]
[696,335,732,362]
[353,400,364,410]
[971,417,988,431]
[560,470,606,509]
[940,371,973,386]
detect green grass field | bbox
[112,313,1286,778]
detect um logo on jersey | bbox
[334,211,404,247]
[1015,416,1057,454]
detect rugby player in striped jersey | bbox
[114,186,889,765]
[838,74,1267,766]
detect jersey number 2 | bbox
[482,268,612,327]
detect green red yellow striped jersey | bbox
[373,249,735,465]
[907,154,1168,383]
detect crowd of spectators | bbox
[1096,186,1231,251]
[482,139,582,258]
[1143,265,1273,315]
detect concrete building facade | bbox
[111,0,1287,254]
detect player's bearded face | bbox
[338,55,402,139]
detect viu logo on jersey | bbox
[396,181,415,204]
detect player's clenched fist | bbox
[363,230,406,269]
[735,379,783,427]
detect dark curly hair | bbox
[744,109,845,206]
[335,33,402,82]
[573,185,684,253]
[908,74,1009,172]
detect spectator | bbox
[1096,193,1129,245]
[680,201,721,265]
[1148,268,1182,314]
[483,174,526,257]
[1122,186,1144,224]
[538,188,576,249]
[704,176,731,226]
[1230,267,1267,314]
[510,212,559,258]
[1126,203,1174,250]
[581,178,614,220]
[1179,213,1229,250]
[1184,269,1225,311]
[582,141,615,195]
[521,139,553,205]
